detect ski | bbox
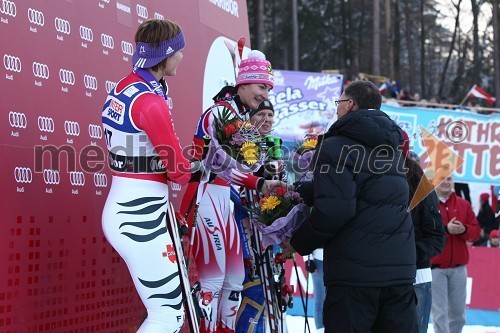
[167,201,201,333]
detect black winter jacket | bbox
[291,109,416,287]
[412,191,446,269]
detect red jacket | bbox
[431,192,480,268]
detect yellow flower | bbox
[260,196,281,211]
[241,142,258,165]
[302,138,317,150]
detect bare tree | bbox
[438,0,462,98]
[292,0,299,70]
[373,0,381,75]
[404,1,415,93]
[470,0,482,85]
[256,0,265,51]
[494,0,500,107]
[420,0,426,97]
[385,0,395,80]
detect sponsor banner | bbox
[269,70,343,143]
[382,104,500,183]
[198,0,249,38]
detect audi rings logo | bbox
[84,74,98,90]
[3,54,21,72]
[14,167,32,184]
[154,13,164,20]
[171,182,181,191]
[88,124,102,139]
[105,80,116,94]
[59,68,75,85]
[32,62,49,79]
[27,8,44,26]
[1,0,17,17]
[38,116,55,132]
[64,121,80,136]
[93,173,108,187]
[136,4,148,19]
[121,41,133,56]
[43,169,60,185]
[69,171,85,186]
[79,25,93,42]
[54,17,71,34]
[9,111,27,129]
[101,33,114,49]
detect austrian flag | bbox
[466,84,496,105]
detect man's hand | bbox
[198,291,213,321]
[280,238,296,259]
[447,217,466,234]
[261,179,287,196]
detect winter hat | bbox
[480,193,490,202]
[489,230,500,239]
[236,50,274,88]
[132,31,185,68]
[249,100,274,119]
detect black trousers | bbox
[323,284,418,333]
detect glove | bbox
[199,291,213,321]
[305,259,317,273]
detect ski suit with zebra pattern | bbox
[101,71,190,333]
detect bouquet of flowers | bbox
[251,187,309,248]
[213,107,262,166]
[292,134,319,179]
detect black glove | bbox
[305,259,317,273]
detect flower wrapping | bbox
[253,203,310,248]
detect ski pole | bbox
[292,254,311,333]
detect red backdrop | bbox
[0,1,249,331]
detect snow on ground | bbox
[286,315,500,333]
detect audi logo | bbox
[69,171,85,186]
[54,17,71,35]
[101,33,114,49]
[3,54,21,72]
[38,116,55,132]
[27,8,44,26]
[121,41,133,56]
[9,111,27,129]
[14,167,33,184]
[64,121,80,136]
[43,169,60,185]
[84,74,98,90]
[136,4,148,19]
[105,80,116,94]
[1,0,17,17]
[32,62,49,79]
[88,124,102,139]
[59,68,75,85]
[154,13,164,20]
[93,173,108,187]
[79,25,93,42]
[171,182,181,191]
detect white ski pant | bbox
[102,176,184,332]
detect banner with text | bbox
[382,104,500,184]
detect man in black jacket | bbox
[283,81,417,333]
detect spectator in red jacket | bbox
[430,170,480,333]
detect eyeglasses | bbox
[335,99,351,106]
